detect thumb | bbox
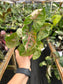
[29,54,33,59]
[15,50,19,57]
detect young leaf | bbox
[39,61,47,67]
[52,15,62,26]
[5,33,19,48]
[16,28,22,37]
[33,50,41,60]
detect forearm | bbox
[7,73,28,84]
[22,76,28,84]
[8,50,32,84]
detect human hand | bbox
[15,50,33,70]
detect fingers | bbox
[29,54,33,59]
[15,49,19,53]
[15,49,33,60]
[15,50,19,58]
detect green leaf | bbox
[54,68,60,80]
[16,28,22,37]
[18,44,25,56]
[39,61,47,67]
[24,15,32,25]
[18,46,35,56]
[53,51,60,58]
[0,18,4,23]
[45,56,52,61]
[47,65,52,77]
[37,28,49,41]
[37,23,53,41]
[44,23,53,31]
[33,50,41,60]
[59,56,63,67]
[36,41,44,51]
[58,17,63,29]
[5,33,19,48]
[22,30,36,50]
[17,17,22,22]
[0,13,3,16]
[45,56,52,65]
[55,31,63,36]
[45,4,51,20]
[46,74,51,83]
[33,8,46,32]
[22,25,29,32]
[52,15,62,26]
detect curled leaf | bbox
[47,65,52,77]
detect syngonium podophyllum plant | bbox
[5,4,63,83]
[5,7,62,60]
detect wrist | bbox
[18,66,31,71]
[16,68,31,78]
[16,73,26,78]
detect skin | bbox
[8,50,33,84]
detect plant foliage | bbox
[0,2,63,83]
